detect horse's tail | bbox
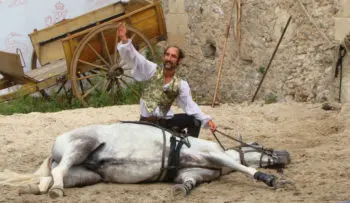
[0,157,51,187]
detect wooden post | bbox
[235,0,241,49]
[251,16,292,102]
[211,0,236,107]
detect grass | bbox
[0,82,143,115]
[258,66,265,74]
[264,93,278,104]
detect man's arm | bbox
[116,23,157,81]
[177,80,217,132]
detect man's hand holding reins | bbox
[208,120,217,133]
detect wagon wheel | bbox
[70,23,155,107]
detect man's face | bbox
[164,47,180,69]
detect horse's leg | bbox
[49,137,102,198]
[206,151,276,187]
[173,168,220,196]
[38,177,53,194]
[18,158,53,195]
[62,166,102,188]
[186,138,277,187]
[18,176,53,195]
[36,162,102,195]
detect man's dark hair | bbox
[164,45,185,62]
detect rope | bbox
[212,129,274,155]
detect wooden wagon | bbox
[0,0,167,106]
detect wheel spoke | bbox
[114,28,120,64]
[89,69,105,76]
[87,43,110,67]
[81,72,101,94]
[116,79,122,93]
[119,78,140,97]
[121,66,132,70]
[114,52,121,65]
[108,79,115,94]
[79,79,85,95]
[81,73,94,87]
[78,59,108,71]
[71,23,154,106]
[130,33,136,40]
[103,79,111,92]
[56,80,67,95]
[82,80,104,99]
[76,72,105,81]
[100,31,113,65]
[122,74,136,80]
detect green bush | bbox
[258,66,265,74]
[0,82,143,115]
[264,93,278,104]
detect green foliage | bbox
[0,95,81,115]
[264,93,278,104]
[258,66,265,74]
[0,82,143,115]
[145,44,163,65]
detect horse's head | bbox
[225,142,291,169]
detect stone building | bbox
[161,0,350,104]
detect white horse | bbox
[0,122,291,198]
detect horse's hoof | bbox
[275,178,296,189]
[254,171,277,187]
[48,187,64,198]
[18,184,40,195]
[172,184,188,197]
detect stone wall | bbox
[160,0,348,104]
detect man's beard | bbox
[164,61,177,69]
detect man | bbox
[117,23,216,137]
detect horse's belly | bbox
[98,162,161,183]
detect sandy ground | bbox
[0,102,349,203]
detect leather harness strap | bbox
[140,116,160,124]
[163,136,185,182]
[120,121,170,181]
[155,126,167,181]
[120,121,223,182]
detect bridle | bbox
[212,129,278,168]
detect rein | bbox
[212,129,277,167]
[213,129,273,152]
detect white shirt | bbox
[117,40,211,127]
